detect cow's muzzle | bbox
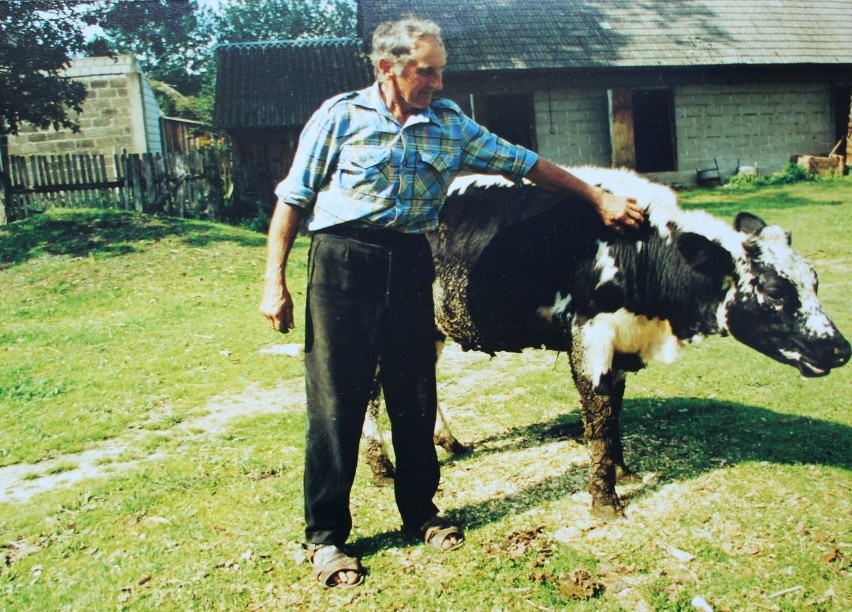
[796,334,851,377]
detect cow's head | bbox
[712,212,851,377]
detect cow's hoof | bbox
[591,498,625,520]
[436,437,470,455]
[615,466,641,484]
[371,473,394,487]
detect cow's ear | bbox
[735,212,767,235]
[678,233,735,279]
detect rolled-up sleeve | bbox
[458,115,539,182]
[274,102,340,210]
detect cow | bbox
[362,167,851,517]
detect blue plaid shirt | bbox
[275,82,539,233]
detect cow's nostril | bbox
[833,338,852,365]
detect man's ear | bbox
[377,58,395,81]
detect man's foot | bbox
[408,515,465,552]
[305,544,364,588]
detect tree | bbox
[92,0,215,98]
[0,0,103,223]
[90,0,356,124]
[215,0,356,44]
[0,1,102,135]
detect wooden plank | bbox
[98,155,110,205]
[608,88,636,169]
[130,154,144,212]
[117,153,131,211]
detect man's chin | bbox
[410,95,433,109]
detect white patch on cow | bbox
[679,211,745,256]
[449,173,517,196]
[577,309,682,386]
[716,284,737,331]
[594,241,618,288]
[538,291,572,321]
[779,349,803,362]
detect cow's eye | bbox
[761,276,793,303]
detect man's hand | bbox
[525,159,645,232]
[597,191,644,233]
[260,280,295,333]
[261,201,304,333]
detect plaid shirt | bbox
[275,82,539,233]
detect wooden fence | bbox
[3,150,233,222]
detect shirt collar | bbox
[356,82,437,126]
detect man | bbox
[260,18,644,588]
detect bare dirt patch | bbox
[0,378,306,504]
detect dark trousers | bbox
[303,226,440,546]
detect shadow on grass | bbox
[352,397,852,556]
[0,209,266,268]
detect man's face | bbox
[393,36,446,109]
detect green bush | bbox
[725,162,817,189]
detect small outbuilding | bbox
[7,55,164,162]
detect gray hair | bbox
[369,18,444,81]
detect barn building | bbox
[213,0,852,210]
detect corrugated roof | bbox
[213,38,372,129]
[359,0,852,71]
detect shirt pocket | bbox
[416,150,458,199]
[337,145,393,196]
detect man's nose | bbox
[433,70,443,90]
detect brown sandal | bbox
[410,516,465,552]
[305,544,364,588]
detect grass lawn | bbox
[0,177,850,610]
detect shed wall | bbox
[7,56,162,162]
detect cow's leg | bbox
[433,401,469,455]
[607,369,637,483]
[362,371,395,486]
[569,325,625,518]
[572,372,624,518]
[431,337,468,455]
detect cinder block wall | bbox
[534,88,611,167]
[674,82,834,180]
[534,82,836,185]
[7,56,162,159]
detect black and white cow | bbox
[364,167,850,517]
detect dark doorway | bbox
[632,89,676,172]
[485,93,537,151]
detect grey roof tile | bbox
[359,0,852,71]
[213,38,372,129]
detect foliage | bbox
[0,183,849,609]
[90,0,214,97]
[86,0,357,124]
[214,0,357,44]
[0,1,103,135]
[725,162,817,189]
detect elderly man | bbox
[260,17,644,587]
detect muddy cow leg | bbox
[568,333,626,518]
[362,371,395,486]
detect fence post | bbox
[205,149,223,221]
